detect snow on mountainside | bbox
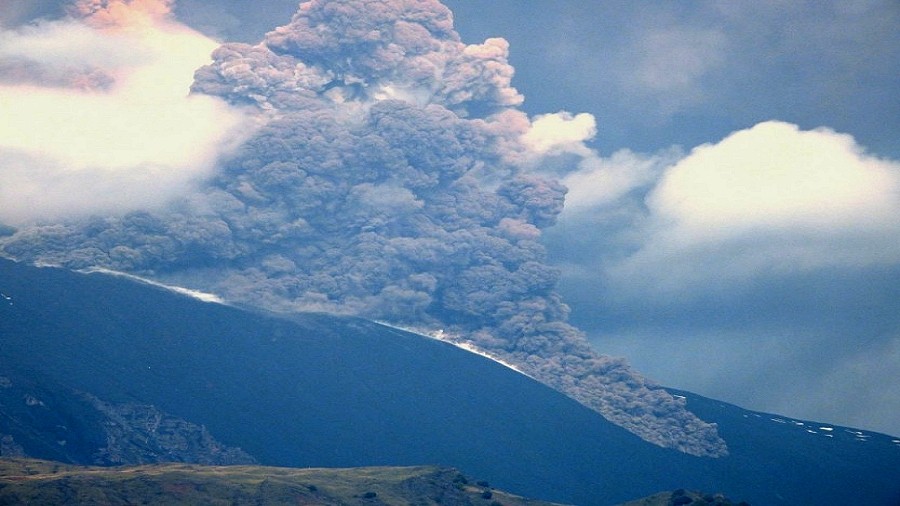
[78,267,226,304]
[670,388,900,451]
[375,320,537,379]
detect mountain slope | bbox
[666,387,900,505]
[1,258,899,505]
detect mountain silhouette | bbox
[1,258,898,505]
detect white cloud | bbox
[561,148,681,211]
[0,0,251,225]
[650,121,900,237]
[521,111,596,156]
[609,121,900,293]
[0,18,147,68]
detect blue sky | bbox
[3,0,899,437]
[445,0,900,159]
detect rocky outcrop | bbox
[0,371,254,466]
[0,434,26,457]
[86,394,256,466]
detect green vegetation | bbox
[615,489,749,506]
[0,458,566,505]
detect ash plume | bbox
[0,0,726,457]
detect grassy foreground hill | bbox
[0,458,563,505]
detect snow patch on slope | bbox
[78,267,225,304]
[374,321,535,379]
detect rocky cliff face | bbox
[0,374,254,466]
[0,434,26,458]
[87,394,256,466]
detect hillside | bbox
[0,458,562,505]
[1,258,899,505]
[616,490,747,506]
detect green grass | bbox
[614,489,749,506]
[0,458,567,505]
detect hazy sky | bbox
[444,0,900,436]
[2,0,898,437]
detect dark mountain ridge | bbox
[1,258,898,505]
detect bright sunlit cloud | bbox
[521,111,596,156]
[562,148,682,210]
[607,121,900,293]
[0,0,250,225]
[649,121,900,238]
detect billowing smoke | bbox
[0,0,725,457]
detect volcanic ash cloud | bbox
[0,0,726,457]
